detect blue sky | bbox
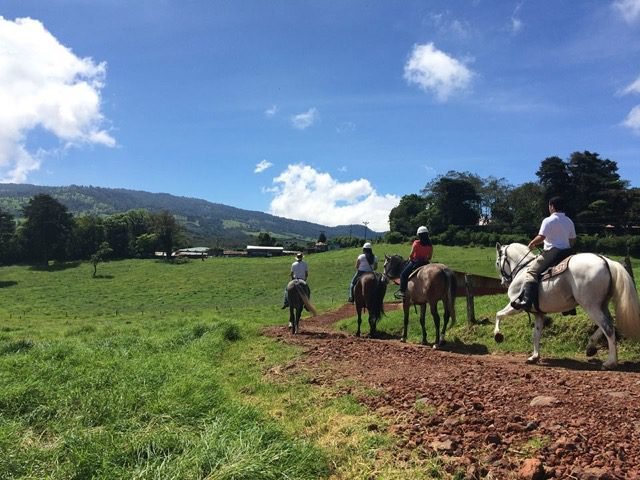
[1,0,640,231]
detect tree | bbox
[536,156,573,204]
[71,215,105,260]
[421,173,481,232]
[153,210,181,260]
[91,242,113,278]
[317,231,327,243]
[0,208,16,264]
[388,194,428,236]
[257,232,275,246]
[505,182,545,231]
[21,194,74,266]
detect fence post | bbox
[464,274,475,324]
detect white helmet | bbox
[417,226,429,235]
[362,242,372,249]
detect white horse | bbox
[494,242,640,369]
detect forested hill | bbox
[0,183,382,245]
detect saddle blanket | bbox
[540,255,573,282]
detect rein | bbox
[500,245,535,284]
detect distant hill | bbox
[0,183,383,246]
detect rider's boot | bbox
[510,282,537,310]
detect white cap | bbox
[417,226,429,234]
[362,242,372,249]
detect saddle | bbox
[540,255,573,282]
[533,255,576,315]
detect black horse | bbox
[353,272,388,337]
[286,280,317,334]
[384,255,457,347]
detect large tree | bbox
[153,210,182,260]
[0,208,16,264]
[537,151,628,226]
[21,194,74,266]
[421,173,481,232]
[388,194,428,237]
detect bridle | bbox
[498,245,535,284]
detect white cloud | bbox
[403,43,474,101]
[264,104,278,117]
[0,17,115,182]
[291,108,318,130]
[268,164,400,232]
[622,105,640,133]
[254,159,273,173]
[621,76,640,95]
[613,0,640,23]
[510,3,524,34]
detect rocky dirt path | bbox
[264,304,640,479]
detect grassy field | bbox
[0,244,638,479]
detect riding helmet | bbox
[362,242,372,249]
[417,226,429,235]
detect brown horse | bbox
[353,272,388,338]
[384,255,457,347]
[286,280,317,334]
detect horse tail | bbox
[607,259,640,340]
[443,268,457,327]
[295,283,317,316]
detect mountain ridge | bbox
[0,183,383,246]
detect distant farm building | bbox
[174,247,210,259]
[246,245,285,257]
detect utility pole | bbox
[362,221,369,242]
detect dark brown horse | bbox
[353,272,388,337]
[286,280,317,334]
[384,255,457,347]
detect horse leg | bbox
[440,303,450,346]
[368,312,377,338]
[419,304,428,345]
[494,303,517,343]
[527,313,545,364]
[586,328,604,357]
[402,300,410,342]
[356,305,362,337]
[430,302,441,348]
[583,304,617,370]
[289,306,296,334]
[295,306,303,334]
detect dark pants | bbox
[523,247,571,283]
[400,259,427,292]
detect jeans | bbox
[523,247,570,283]
[400,259,427,292]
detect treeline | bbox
[385,151,640,255]
[0,194,184,266]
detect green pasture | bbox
[0,245,638,479]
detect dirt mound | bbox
[264,304,640,479]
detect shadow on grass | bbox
[0,280,17,288]
[538,357,640,373]
[29,261,81,272]
[92,274,114,279]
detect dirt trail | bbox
[264,304,640,479]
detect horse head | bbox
[383,254,405,279]
[495,242,534,286]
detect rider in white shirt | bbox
[511,196,576,311]
[282,253,308,308]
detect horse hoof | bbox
[494,333,504,343]
[526,356,539,364]
[432,344,438,350]
[586,346,598,357]
[421,340,428,346]
[602,361,618,370]
[400,338,407,343]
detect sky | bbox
[1,1,640,232]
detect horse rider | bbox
[510,196,576,311]
[282,252,309,308]
[398,226,433,297]
[347,242,378,303]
